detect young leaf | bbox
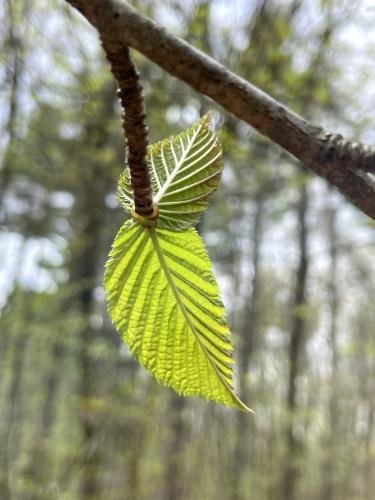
[106,114,251,412]
[118,113,224,230]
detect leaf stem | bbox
[104,43,154,217]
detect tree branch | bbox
[65,0,375,220]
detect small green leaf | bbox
[118,113,224,230]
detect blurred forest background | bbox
[1,1,374,499]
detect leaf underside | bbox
[105,114,251,412]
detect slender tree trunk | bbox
[231,192,264,500]
[22,339,65,499]
[238,193,264,397]
[77,257,100,499]
[0,305,30,500]
[363,401,374,500]
[0,0,30,194]
[67,83,117,499]
[282,182,309,500]
[162,395,188,500]
[358,312,375,500]
[321,206,340,500]
[0,240,26,389]
[74,166,109,500]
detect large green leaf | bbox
[105,221,250,411]
[106,114,251,411]
[117,113,224,230]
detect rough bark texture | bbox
[104,44,153,217]
[65,0,375,219]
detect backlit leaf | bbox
[105,114,251,411]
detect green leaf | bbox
[106,113,251,412]
[105,220,251,411]
[117,113,224,230]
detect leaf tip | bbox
[201,110,212,128]
[232,394,254,414]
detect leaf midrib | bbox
[153,124,202,204]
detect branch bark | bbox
[65,0,375,219]
[104,44,154,216]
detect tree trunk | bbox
[74,161,108,500]
[321,205,340,500]
[231,192,264,500]
[162,395,188,500]
[363,402,374,500]
[282,182,309,500]
[0,305,30,500]
[67,82,117,499]
[22,339,65,499]
[0,0,30,194]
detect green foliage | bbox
[118,114,224,230]
[105,115,250,411]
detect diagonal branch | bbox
[65,0,375,220]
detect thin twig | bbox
[104,42,154,217]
